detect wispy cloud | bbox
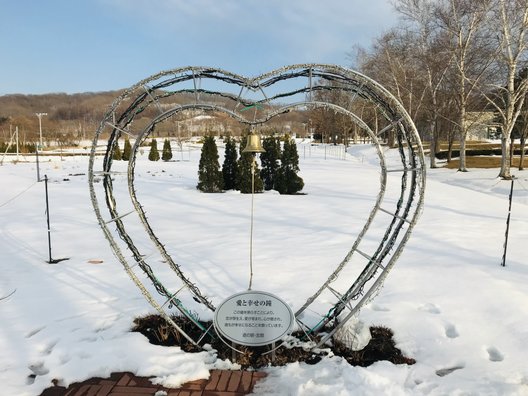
[101,0,398,62]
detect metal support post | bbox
[501,178,515,267]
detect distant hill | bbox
[0,91,123,143]
[0,90,308,145]
[0,91,122,121]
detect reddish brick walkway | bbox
[39,370,267,396]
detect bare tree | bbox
[435,0,494,172]
[513,68,528,170]
[396,0,455,168]
[358,28,428,126]
[483,0,528,179]
[309,81,358,145]
[517,106,528,170]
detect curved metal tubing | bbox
[87,64,426,351]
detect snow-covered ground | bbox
[1,143,527,395]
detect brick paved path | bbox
[39,370,267,396]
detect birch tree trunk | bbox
[435,0,492,172]
[429,120,437,168]
[394,0,452,169]
[488,0,528,179]
[458,60,468,172]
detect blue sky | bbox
[0,0,398,95]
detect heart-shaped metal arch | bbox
[87,64,426,349]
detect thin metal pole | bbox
[39,115,43,147]
[248,157,255,290]
[15,126,19,161]
[501,178,515,267]
[44,175,53,263]
[36,147,41,182]
[36,112,47,148]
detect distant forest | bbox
[0,91,122,144]
[0,90,307,148]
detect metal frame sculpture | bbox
[87,64,426,350]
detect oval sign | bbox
[213,290,295,346]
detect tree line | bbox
[0,92,308,148]
[197,134,304,195]
[111,134,304,195]
[112,138,173,162]
[323,0,528,178]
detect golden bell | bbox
[243,133,266,153]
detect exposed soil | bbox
[443,155,526,169]
[131,315,415,369]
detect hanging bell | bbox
[242,132,266,153]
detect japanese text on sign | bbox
[213,291,294,346]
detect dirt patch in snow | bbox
[132,315,416,369]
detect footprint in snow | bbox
[444,323,459,339]
[25,326,46,338]
[40,339,58,355]
[418,303,441,314]
[486,346,504,362]
[79,336,99,343]
[435,364,465,377]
